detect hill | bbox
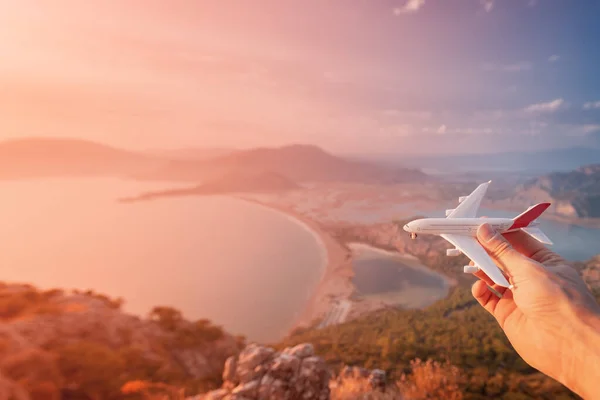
[147,147,235,161]
[120,170,300,202]
[359,147,600,174]
[0,283,242,398]
[148,144,429,184]
[516,164,600,218]
[0,138,161,180]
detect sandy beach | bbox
[234,195,355,331]
[235,196,461,334]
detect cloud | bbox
[582,124,600,134]
[583,101,600,110]
[482,61,533,72]
[393,0,425,15]
[380,109,433,120]
[481,0,494,12]
[423,126,493,135]
[524,98,564,113]
[548,54,560,63]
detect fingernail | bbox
[479,223,496,242]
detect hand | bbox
[472,223,600,398]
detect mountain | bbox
[148,147,236,161]
[0,138,161,180]
[355,146,600,175]
[150,144,428,184]
[0,139,427,184]
[120,170,300,202]
[518,164,600,218]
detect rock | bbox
[368,369,387,391]
[257,374,275,400]
[267,353,301,381]
[223,356,238,384]
[294,356,330,399]
[231,380,259,398]
[287,343,314,359]
[203,388,230,400]
[200,343,330,400]
[236,344,275,383]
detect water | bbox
[0,178,325,342]
[350,244,450,309]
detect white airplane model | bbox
[403,181,552,289]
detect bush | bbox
[397,358,464,400]
[149,306,183,331]
[57,341,126,399]
[0,348,63,399]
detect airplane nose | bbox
[403,224,410,232]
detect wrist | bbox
[562,310,600,399]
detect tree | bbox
[57,341,126,400]
[148,307,183,331]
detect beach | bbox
[235,196,457,333]
[235,195,356,331]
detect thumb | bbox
[477,223,540,283]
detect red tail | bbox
[509,202,551,229]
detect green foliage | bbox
[174,319,225,348]
[57,341,127,399]
[149,306,183,331]
[279,287,578,399]
[82,289,124,309]
[0,287,63,319]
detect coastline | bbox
[233,197,458,334]
[348,242,455,287]
[233,196,355,332]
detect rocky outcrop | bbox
[195,344,391,400]
[198,343,330,400]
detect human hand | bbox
[472,223,600,398]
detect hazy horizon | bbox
[1,1,599,154]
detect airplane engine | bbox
[446,248,461,257]
[463,265,479,274]
[458,196,468,203]
[445,209,454,216]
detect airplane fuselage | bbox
[403,218,529,237]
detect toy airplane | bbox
[403,181,552,288]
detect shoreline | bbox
[234,197,458,335]
[348,242,455,287]
[233,196,355,333]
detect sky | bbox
[1,0,600,154]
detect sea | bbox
[0,178,324,343]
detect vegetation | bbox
[1,250,598,399]
[331,358,465,400]
[0,283,236,399]
[279,287,583,399]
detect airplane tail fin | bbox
[510,202,553,245]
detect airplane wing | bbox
[441,233,511,288]
[447,181,491,218]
